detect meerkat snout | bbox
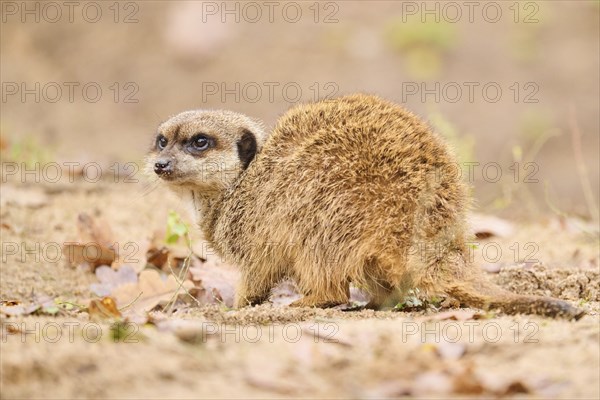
[154,159,172,176]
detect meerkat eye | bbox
[156,135,168,150]
[192,135,210,151]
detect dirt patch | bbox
[493,264,600,302]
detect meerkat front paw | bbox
[234,294,269,308]
[289,295,344,309]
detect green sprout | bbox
[165,210,190,245]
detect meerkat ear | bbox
[237,129,257,169]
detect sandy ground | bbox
[1,177,599,399]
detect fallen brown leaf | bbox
[189,258,239,307]
[77,213,114,249]
[62,243,116,269]
[112,237,150,273]
[0,296,57,317]
[90,265,138,297]
[0,300,39,316]
[503,381,530,395]
[62,213,118,269]
[452,363,485,394]
[111,269,193,315]
[88,296,122,322]
[147,246,170,269]
[165,245,195,274]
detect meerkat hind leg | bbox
[365,280,401,310]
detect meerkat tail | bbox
[445,278,585,320]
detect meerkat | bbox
[147,94,584,319]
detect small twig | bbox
[118,291,144,311]
[165,243,202,313]
[56,301,87,310]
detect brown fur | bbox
[147,94,584,320]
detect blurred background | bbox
[1,0,598,219]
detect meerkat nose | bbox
[154,160,172,175]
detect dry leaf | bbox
[451,364,485,394]
[88,296,122,322]
[62,213,118,269]
[112,269,193,314]
[62,243,115,269]
[0,300,39,316]
[90,265,138,297]
[503,381,530,395]
[77,213,114,249]
[189,258,239,307]
[0,297,57,317]
[0,135,8,150]
[147,246,170,269]
[112,237,150,273]
[165,245,195,273]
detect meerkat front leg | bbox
[234,264,283,308]
[234,278,271,308]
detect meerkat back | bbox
[216,94,470,308]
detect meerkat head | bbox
[147,110,267,194]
